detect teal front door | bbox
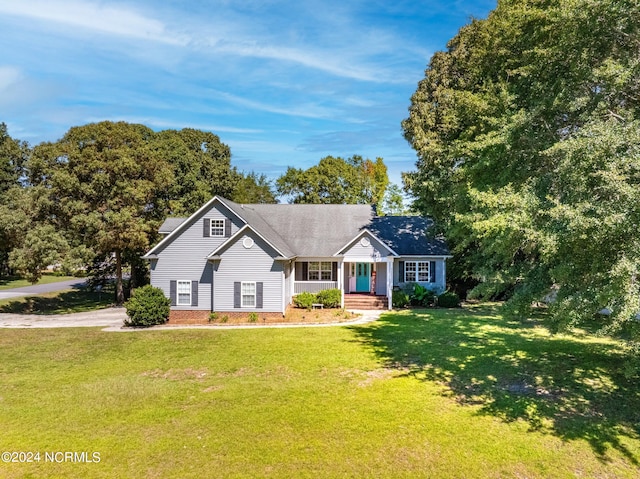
[356,263,370,292]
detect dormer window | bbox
[210,219,225,237]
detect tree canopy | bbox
[402,0,640,343]
[276,155,388,205]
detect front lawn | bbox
[1,305,638,478]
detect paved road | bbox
[0,278,87,300]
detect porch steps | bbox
[344,294,388,310]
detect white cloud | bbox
[0,65,21,91]
[0,0,186,45]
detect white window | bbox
[241,282,256,308]
[405,261,429,282]
[177,280,191,305]
[308,261,332,280]
[210,219,225,237]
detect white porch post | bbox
[387,259,393,310]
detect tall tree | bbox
[276,155,388,204]
[0,123,30,276]
[380,183,409,216]
[28,121,174,304]
[0,122,27,194]
[402,0,640,342]
[232,171,277,204]
[152,128,238,215]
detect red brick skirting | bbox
[168,310,284,325]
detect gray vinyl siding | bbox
[213,230,283,313]
[342,234,391,261]
[393,258,447,294]
[375,263,387,296]
[149,202,243,310]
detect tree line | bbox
[402,0,640,353]
[0,121,392,303]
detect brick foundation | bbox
[168,310,284,325]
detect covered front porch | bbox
[291,259,393,309]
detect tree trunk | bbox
[115,250,124,305]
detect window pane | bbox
[405,262,416,282]
[211,219,224,236]
[241,282,255,307]
[418,262,429,282]
[177,281,190,305]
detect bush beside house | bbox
[293,289,342,310]
[124,285,170,327]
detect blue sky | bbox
[0,0,496,187]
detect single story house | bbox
[143,196,450,320]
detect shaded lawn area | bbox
[0,287,113,314]
[352,305,640,467]
[0,306,639,478]
[0,274,80,290]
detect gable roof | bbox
[159,217,186,234]
[149,197,449,258]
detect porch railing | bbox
[294,281,338,294]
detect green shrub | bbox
[221,315,229,323]
[437,291,461,308]
[209,312,219,322]
[124,285,170,327]
[248,312,258,322]
[392,290,410,308]
[410,284,436,307]
[294,292,317,309]
[316,288,341,308]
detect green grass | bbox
[0,287,113,314]
[1,305,639,478]
[0,273,80,290]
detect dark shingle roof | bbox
[157,198,449,257]
[159,217,186,234]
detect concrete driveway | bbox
[0,279,87,300]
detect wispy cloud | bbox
[0,0,186,45]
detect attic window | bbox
[210,219,225,237]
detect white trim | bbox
[143,196,246,258]
[241,281,256,308]
[176,280,191,306]
[334,228,398,257]
[208,224,287,258]
[387,260,393,310]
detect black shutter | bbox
[225,219,232,237]
[430,261,436,283]
[169,280,176,306]
[399,261,405,282]
[234,282,241,308]
[203,218,211,237]
[302,262,308,280]
[331,262,338,281]
[256,282,263,309]
[191,281,198,306]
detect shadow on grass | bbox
[350,305,640,463]
[0,287,113,315]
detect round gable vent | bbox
[243,237,254,249]
[360,237,371,247]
